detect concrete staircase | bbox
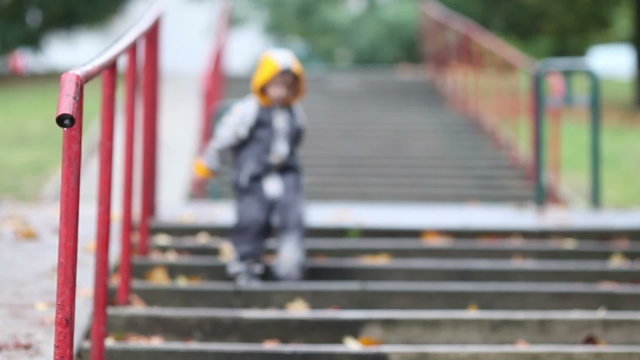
[81,224,640,359]
[211,69,533,203]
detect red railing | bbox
[53,4,162,360]
[421,0,562,202]
[193,2,232,198]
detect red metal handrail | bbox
[53,4,162,360]
[193,1,232,198]
[200,2,232,150]
[421,0,563,203]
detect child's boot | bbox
[226,259,265,286]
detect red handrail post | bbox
[117,44,138,305]
[139,21,160,255]
[53,73,84,360]
[90,63,117,360]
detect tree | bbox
[441,0,626,58]
[244,0,421,66]
[0,0,129,55]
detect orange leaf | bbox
[262,338,282,348]
[358,336,383,347]
[420,230,453,246]
[145,266,171,284]
[129,294,147,308]
[514,339,530,348]
[358,253,392,265]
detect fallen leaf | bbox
[110,212,121,223]
[195,231,212,244]
[109,273,120,286]
[15,224,39,240]
[179,212,197,224]
[608,252,630,268]
[342,335,363,350]
[285,297,311,313]
[77,288,94,299]
[145,266,171,284]
[34,301,50,312]
[175,274,190,287]
[129,294,147,308]
[152,233,172,246]
[466,302,479,312]
[346,229,362,239]
[611,237,631,250]
[358,336,383,347]
[83,241,96,254]
[557,237,578,250]
[262,338,282,348]
[420,230,453,246]
[582,334,607,345]
[597,281,620,290]
[514,339,530,348]
[313,254,328,264]
[358,253,392,265]
[163,249,180,261]
[218,240,236,263]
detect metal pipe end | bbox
[56,114,76,129]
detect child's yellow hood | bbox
[250,48,306,106]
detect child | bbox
[194,48,306,285]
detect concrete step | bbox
[154,237,640,260]
[132,256,640,283]
[150,223,640,240]
[107,307,640,344]
[303,176,530,191]
[81,342,640,360]
[124,280,640,310]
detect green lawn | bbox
[507,78,640,208]
[0,75,100,200]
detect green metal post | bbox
[589,72,602,208]
[533,71,546,206]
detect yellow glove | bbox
[193,158,216,179]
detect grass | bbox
[506,78,640,208]
[0,75,100,200]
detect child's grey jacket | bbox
[202,94,305,190]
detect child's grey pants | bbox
[230,170,305,280]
